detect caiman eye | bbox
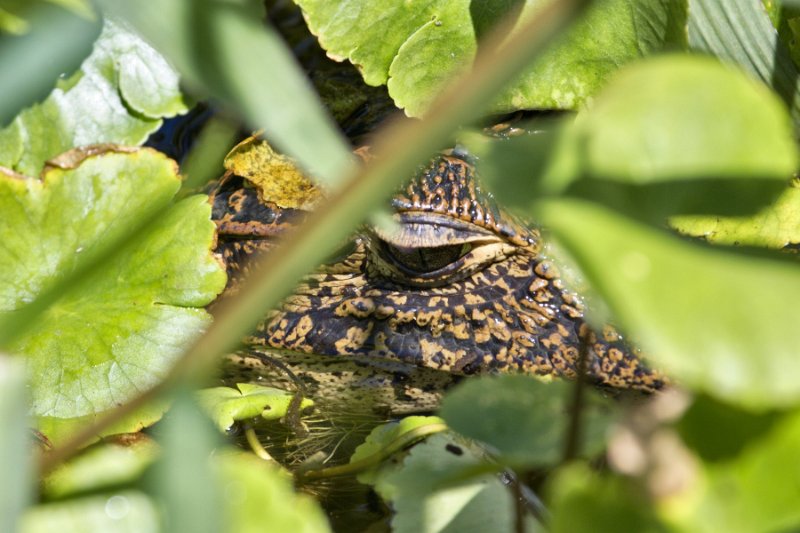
[384,243,472,273]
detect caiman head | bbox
[210,145,665,396]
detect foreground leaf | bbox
[197,383,314,432]
[297,0,685,116]
[439,375,614,467]
[539,198,800,409]
[20,491,160,533]
[0,17,187,176]
[663,409,800,532]
[472,55,797,222]
[0,149,226,424]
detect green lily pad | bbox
[539,198,800,409]
[0,17,187,177]
[296,0,684,116]
[0,148,226,422]
[372,433,538,533]
[349,416,447,484]
[439,375,614,467]
[197,383,314,432]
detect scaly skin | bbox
[211,152,665,412]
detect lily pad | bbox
[439,375,614,467]
[296,0,685,116]
[349,416,447,484]
[372,433,537,533]
[197,383,314,432]
[0,17,187,177]
[0,148,226,422]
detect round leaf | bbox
[573,55,797,183]
[296,0,684,116]
[197,383,314,432]
[0,149,226,419]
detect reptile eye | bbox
[385,243,472,273]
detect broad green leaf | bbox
[671,180,800,248]
[43,435,159,499]
[148,391,223,533]
[296,0,685,116]
[98,0,353,188]
[20,491,160,533]
[197,383,314,432]
[439,375,614,467]
[662,410,800,533]
[373,433,540,533]
[548,464,666,533]
[571,55,796,184]
[472,56,797,222]
[676,395,781,462]
[688,0,800,133]
[0,356,32,533]
[349,416,447,484]
[0,149,226,422]
[539,198,800,409]
[0,17,187,176]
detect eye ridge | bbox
[384,242,472,274]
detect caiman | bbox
[209,143,665,416]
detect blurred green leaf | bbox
[688,0,800,133]
[439,375,614,467]
[20,491,160,533]
[0,3,99,125]
[539,198,800,409]
[473,56,797,222]
[372,433,538,533]
[548,463,666,533]
[197,383,313,432]
[0,17,187,176]
[664,410,800,533]
[570,55,796,184]
[98,0,353,187]
[213,452,331,533]
[148,391,223,533]
[677,395,782,462]
[0,149,226,423]
[43,436,159,499]
[297,0,685,117]
[0,356,32,533]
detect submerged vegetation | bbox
[2,0,800,531]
